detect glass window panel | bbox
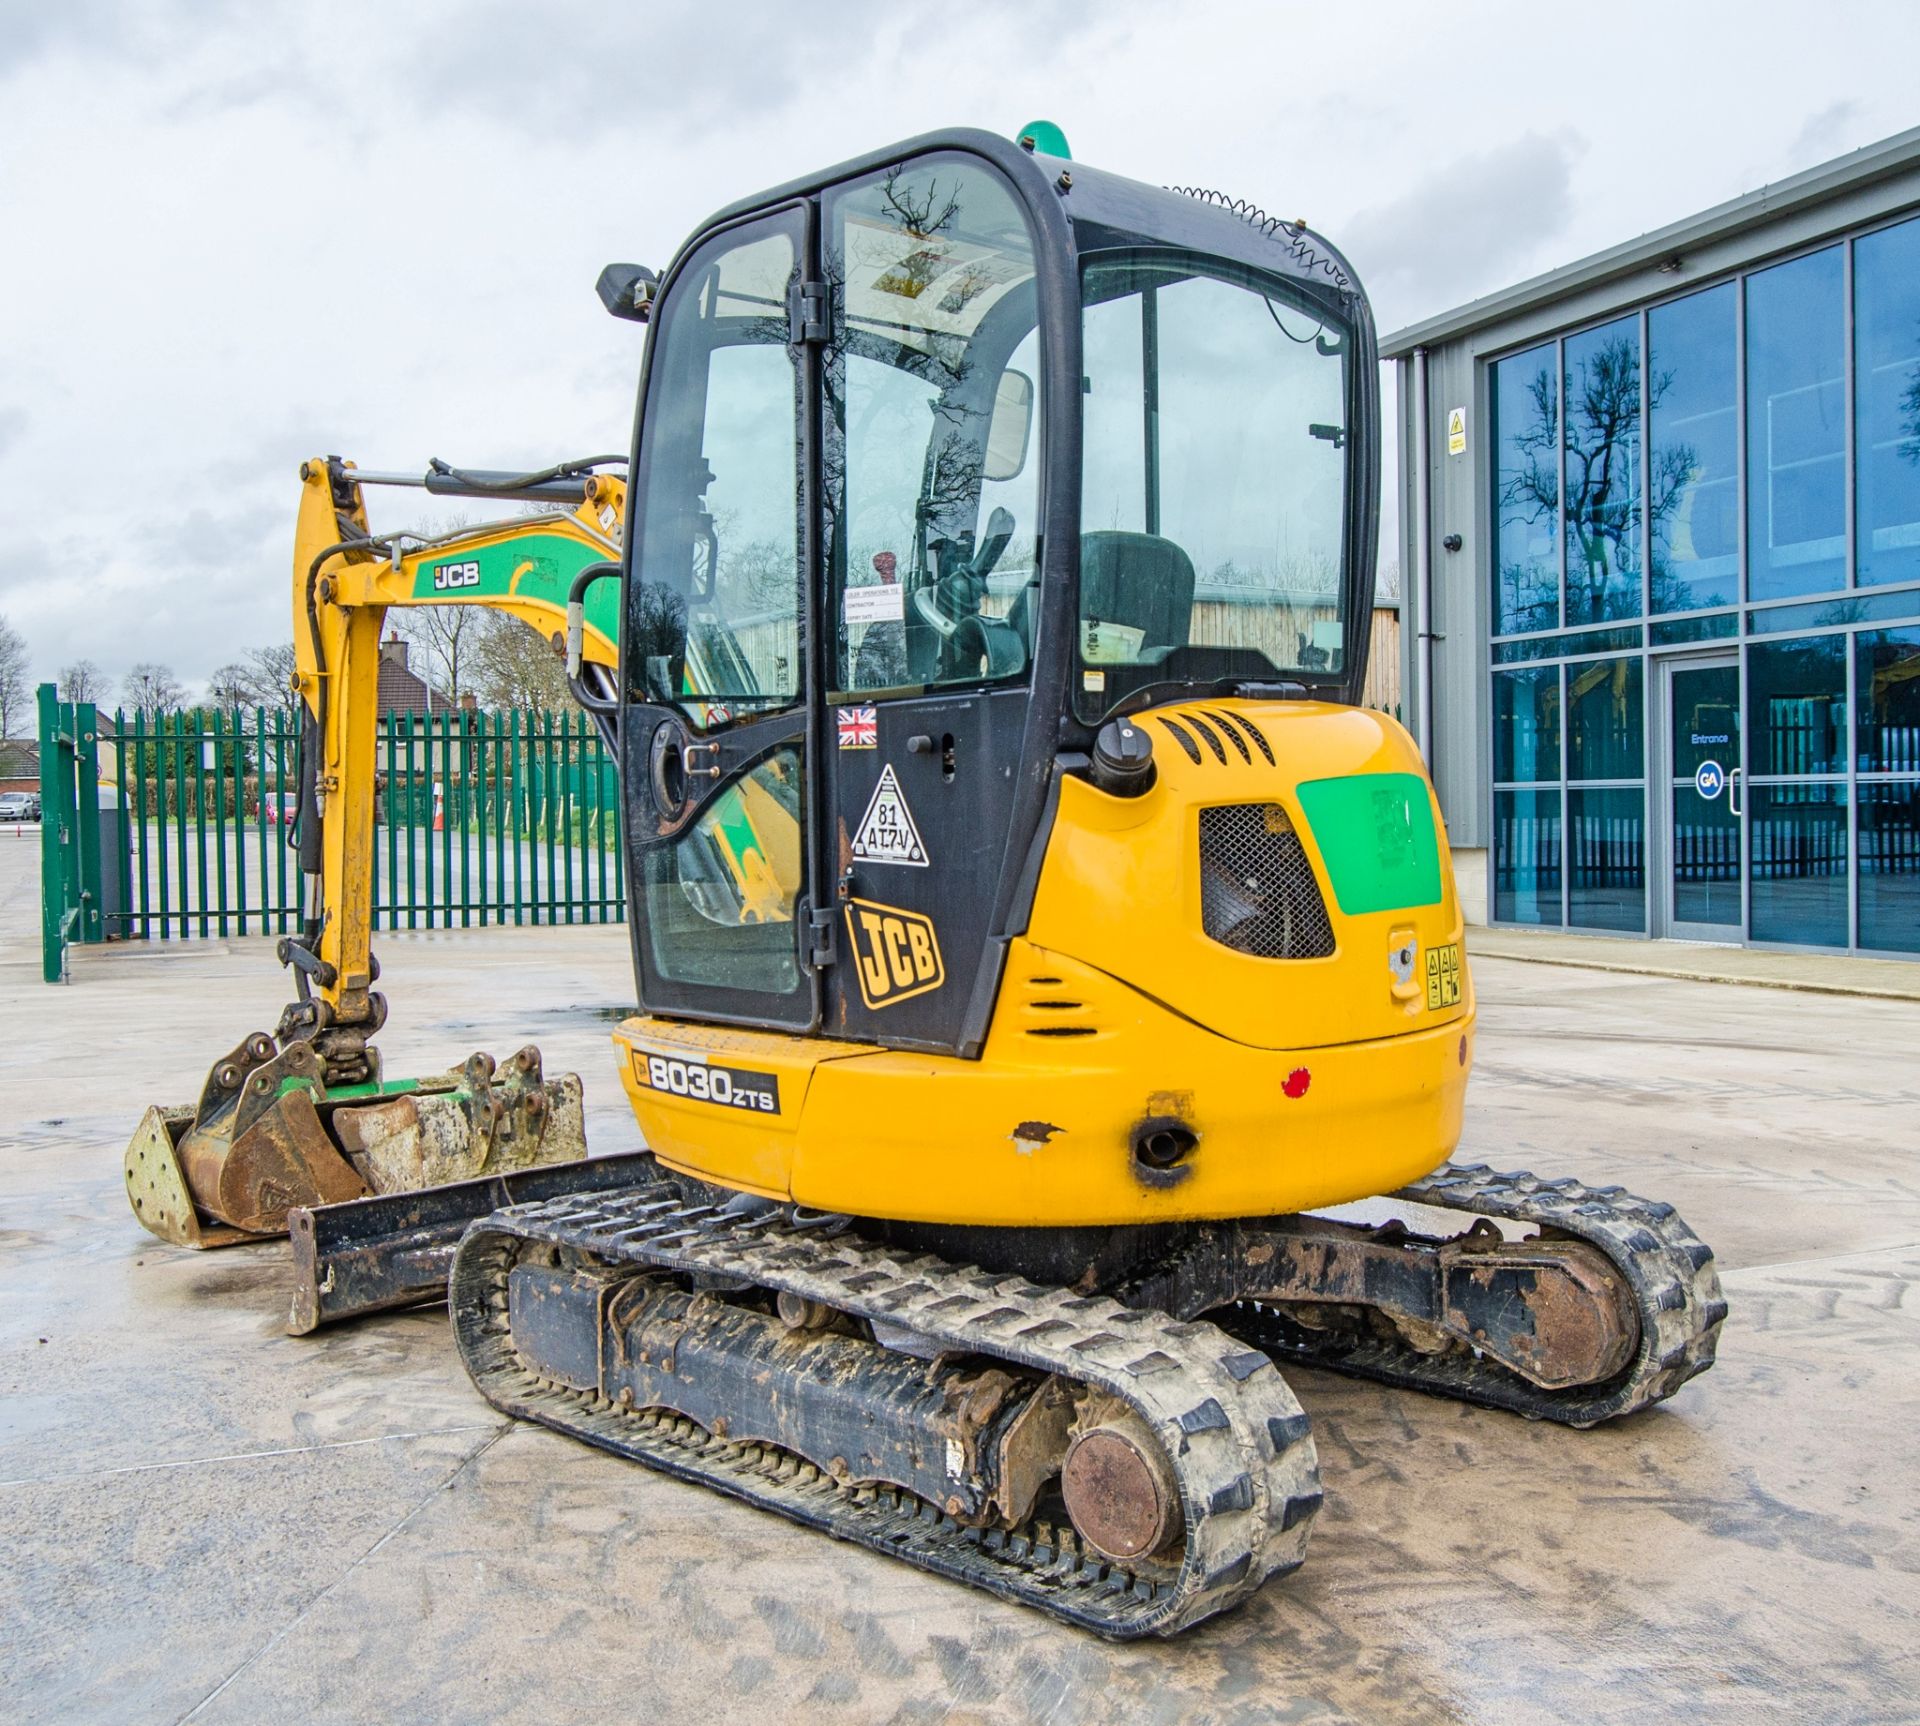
[1750,782,1849,947]
[1747,248,1846,600]
[1668,660,1739,781]
[1568,787,1645,931]
[1491,625,1641,662]
[827,160,1041,695]
[1492,665,1560,782]
[1749,586,1920,634]
[1074,258,1352,719]
[1854,216,1920,588]
[643,749,804,993]
[628,227,801,715]
[1651,611,1738,645]
[1494,788,1562,924]
[1671,785,1741,929]
[1649,284,1738,612]
[1567,656,1643,781]
[1858,779,1920,952]
[1748,635,1847,776]
[1492,343,1560,634]
[1857,626,1920,773]
[1563,317,1643,623]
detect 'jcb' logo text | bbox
[845,897,944,1009]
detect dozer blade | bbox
[124,1033,589,1250]
[285,1149,659,1334]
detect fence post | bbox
[38,683,103,981]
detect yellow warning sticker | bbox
[1425,941,1462,1009]
[1447,406,1467,456]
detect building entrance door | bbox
[1658,654,1743,941]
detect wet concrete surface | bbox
[2,834,1917,1723]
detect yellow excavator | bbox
[134,125,1726,1638]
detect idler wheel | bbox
[1060,1415,1183,1563]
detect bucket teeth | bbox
[126,1034,589,1249]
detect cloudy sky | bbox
[2,0,1915,703]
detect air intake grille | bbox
[1199,804,1336,959]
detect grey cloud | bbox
[1337,131,1585,332]
[404,0,1079,143]
[0,0,247,81]
[1789,100,1863,169]
[0,407,26,459]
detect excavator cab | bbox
[605,128,1437,1221]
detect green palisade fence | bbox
[43,701,624,972]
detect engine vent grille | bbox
[1198,804,1336,959]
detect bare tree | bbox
[241,643,298,706]
[58,659,103,705]
[391,605,479,701]
[467,611,573,710]
[123,662,186,714]
[0,614,27,739]
[208,663,253,706]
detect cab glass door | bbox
[623,211,814,1026]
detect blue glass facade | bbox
[1488,214,1920,955]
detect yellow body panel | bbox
[614,698,1476,1226]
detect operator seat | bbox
[1077,530,1196,651]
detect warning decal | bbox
[850,763,927,867]
[1425,941,1463,1010]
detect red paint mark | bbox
[872,550,898,583]
[1282,1068,1311,1100]
[1458,1035,1468,1066]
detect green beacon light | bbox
[1016,120,1071,159]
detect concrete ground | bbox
[2,827,1917,1725]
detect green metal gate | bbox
[39,689,625,980]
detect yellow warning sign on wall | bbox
[1447,407,1467,456]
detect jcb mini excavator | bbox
[137,126,1727,1638]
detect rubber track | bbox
[1222,1162,1729,1427]
[450,1184,1323,1638]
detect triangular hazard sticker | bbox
[851,763,928,867]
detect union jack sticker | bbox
[836,705,877,750]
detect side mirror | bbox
[984,369,1034,482]
[596,263,659,323]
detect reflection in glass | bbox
[1492,666,1560,782]
[1668,661,1739,780]
[628,228,801,715]
[1750,783,1849,947]
[1492,344,1559,634]
[1857,626,1920,773]
[1855,216,1920,588]
[1670,785,1740,929]
[1748,635,1847,776]
[1747,248,1846,600]
[1563,318,1642,623]
[826,160,1041,695]
[1568,787,1645,932]
[1567,656,1643,780]
[1858,780,1920,952]
[1494,788,1562,924]
[1649,284,1738,612]
[644,749,804,993]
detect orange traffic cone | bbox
[433,782,444,833]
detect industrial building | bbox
[1387,127,1920,955]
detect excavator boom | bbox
[125,459,632,1322]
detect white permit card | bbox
[844,583,906,624]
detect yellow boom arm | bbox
[287,456,625,1070]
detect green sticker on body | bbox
[1294,772,1443,915]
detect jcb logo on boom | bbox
[844,897,944,1009]
[431,561,482,591]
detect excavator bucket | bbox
[124,1031,588,1251]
